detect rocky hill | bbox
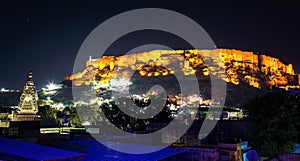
[67,49,300,90]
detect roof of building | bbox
[55,139,186,161]
[0,137,84,160]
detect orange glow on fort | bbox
[66,49,300,89]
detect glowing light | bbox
[46,82,62,91]
[52,102,64,109]
[139,70,147,76]
[0,88,9,92]
[203,69,209,76]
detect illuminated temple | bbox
[14,71,39,120]
[0,71,40,137]
[66,49,300,89]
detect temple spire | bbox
[27,70,33,81]
[18,71,39,114]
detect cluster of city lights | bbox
[0,88,20,93]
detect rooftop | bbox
[0,137,84,160]
[55,139,186,160]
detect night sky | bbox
[0,1,299,89]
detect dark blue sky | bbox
[0,1,299,89]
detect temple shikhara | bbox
[66,49,300,90]
[0,71,40,136]
[14,71,39,120]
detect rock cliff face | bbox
[66,49,300,89]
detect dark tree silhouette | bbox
[243,91,300,157]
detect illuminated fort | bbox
[66,49,300,89]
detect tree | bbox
[69,107,81,126]
[243,91,300,157]
[38,105,58,120]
